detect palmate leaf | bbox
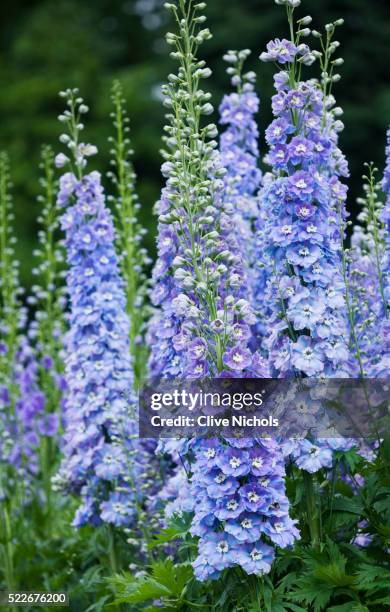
[149,525,187,549]
[149,513,193,549]
[285,539,360,611]
[113,576,172,604]
[110,560,193,606]
[151,560,192,595]
[314,563,356,588]
[287,577,334,612]
[354,563,390,590]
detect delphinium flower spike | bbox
[0,152,28,593]
[259,3,357,481]
[347,163,388,377]
[381,129,390,310]
[108,80,152,386]
[150,0,299,581]
[53,90,152,535]
[219,50,263,336]
[260,7,350,382]
[149,1,263,379]
[25,146,68,504]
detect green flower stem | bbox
[0,501,16,602]
[302,470,321,548]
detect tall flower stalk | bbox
[149,1,299,585]
[27,145,66,509]
[53,91,150,545]
[108,80,151,386]
[259,0,355,550]
[219,50,263,333]
[347,163,388,377]
[260,5,350,380]
[150,0,262,379]
[0,152,20,596]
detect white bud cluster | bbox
[56,89,97,172]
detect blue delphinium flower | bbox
[259,7,356,469]
[190,438,299,580]
[53,90,153,528]
[219,50,262,320]
[54,167,143,527]
[259,19,350,380]
[150,2,299,581]
[348,163,389,377]
[1,339,57,493]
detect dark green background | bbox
[1,0,389,287]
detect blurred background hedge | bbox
[1,0,389,287]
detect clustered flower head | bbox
[219,50,263,332]
[260,19,350,380]
[151,1,299,581]
[52,92,153,528]
[148,5,266,379]
[54,168,143,527]
[190,438,299,580]
[381,128,390,309]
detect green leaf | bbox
[149,525,186,549]
[331,497,363,515]
[367,595,390,605]
[287,577,334,611]
[114,577,172,604]
[354,563,390,590]
[327,604,369,612]
[314,563,356,588]
[151,560,192,595]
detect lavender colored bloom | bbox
[187,437,299,581]
[224,346,252,371]
[260,39,298,64]
[291,336,324,375]
[100,492,136,527]
[215,448,250,477]
[293,440,333,473]
[235,542,275,575]
[54,170,150,528]
[259,49,351,380]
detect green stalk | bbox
[302,471,321,548]
[0,501,16,602]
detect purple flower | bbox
[293,440,333,472]
[225,513,263,543]
[224,346,252,371]
[236,542,275,575]
[188,338,207,361]
[260,39,298,65]
[287,295,326,331]
[215,448,250,477]
[289,171,315,199]
[100,492,136,527]
[291,336,324,375]
[55,170,151,528]
[240,483,270,512]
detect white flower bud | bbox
[299,15,312,25]
[201,102,213,115]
